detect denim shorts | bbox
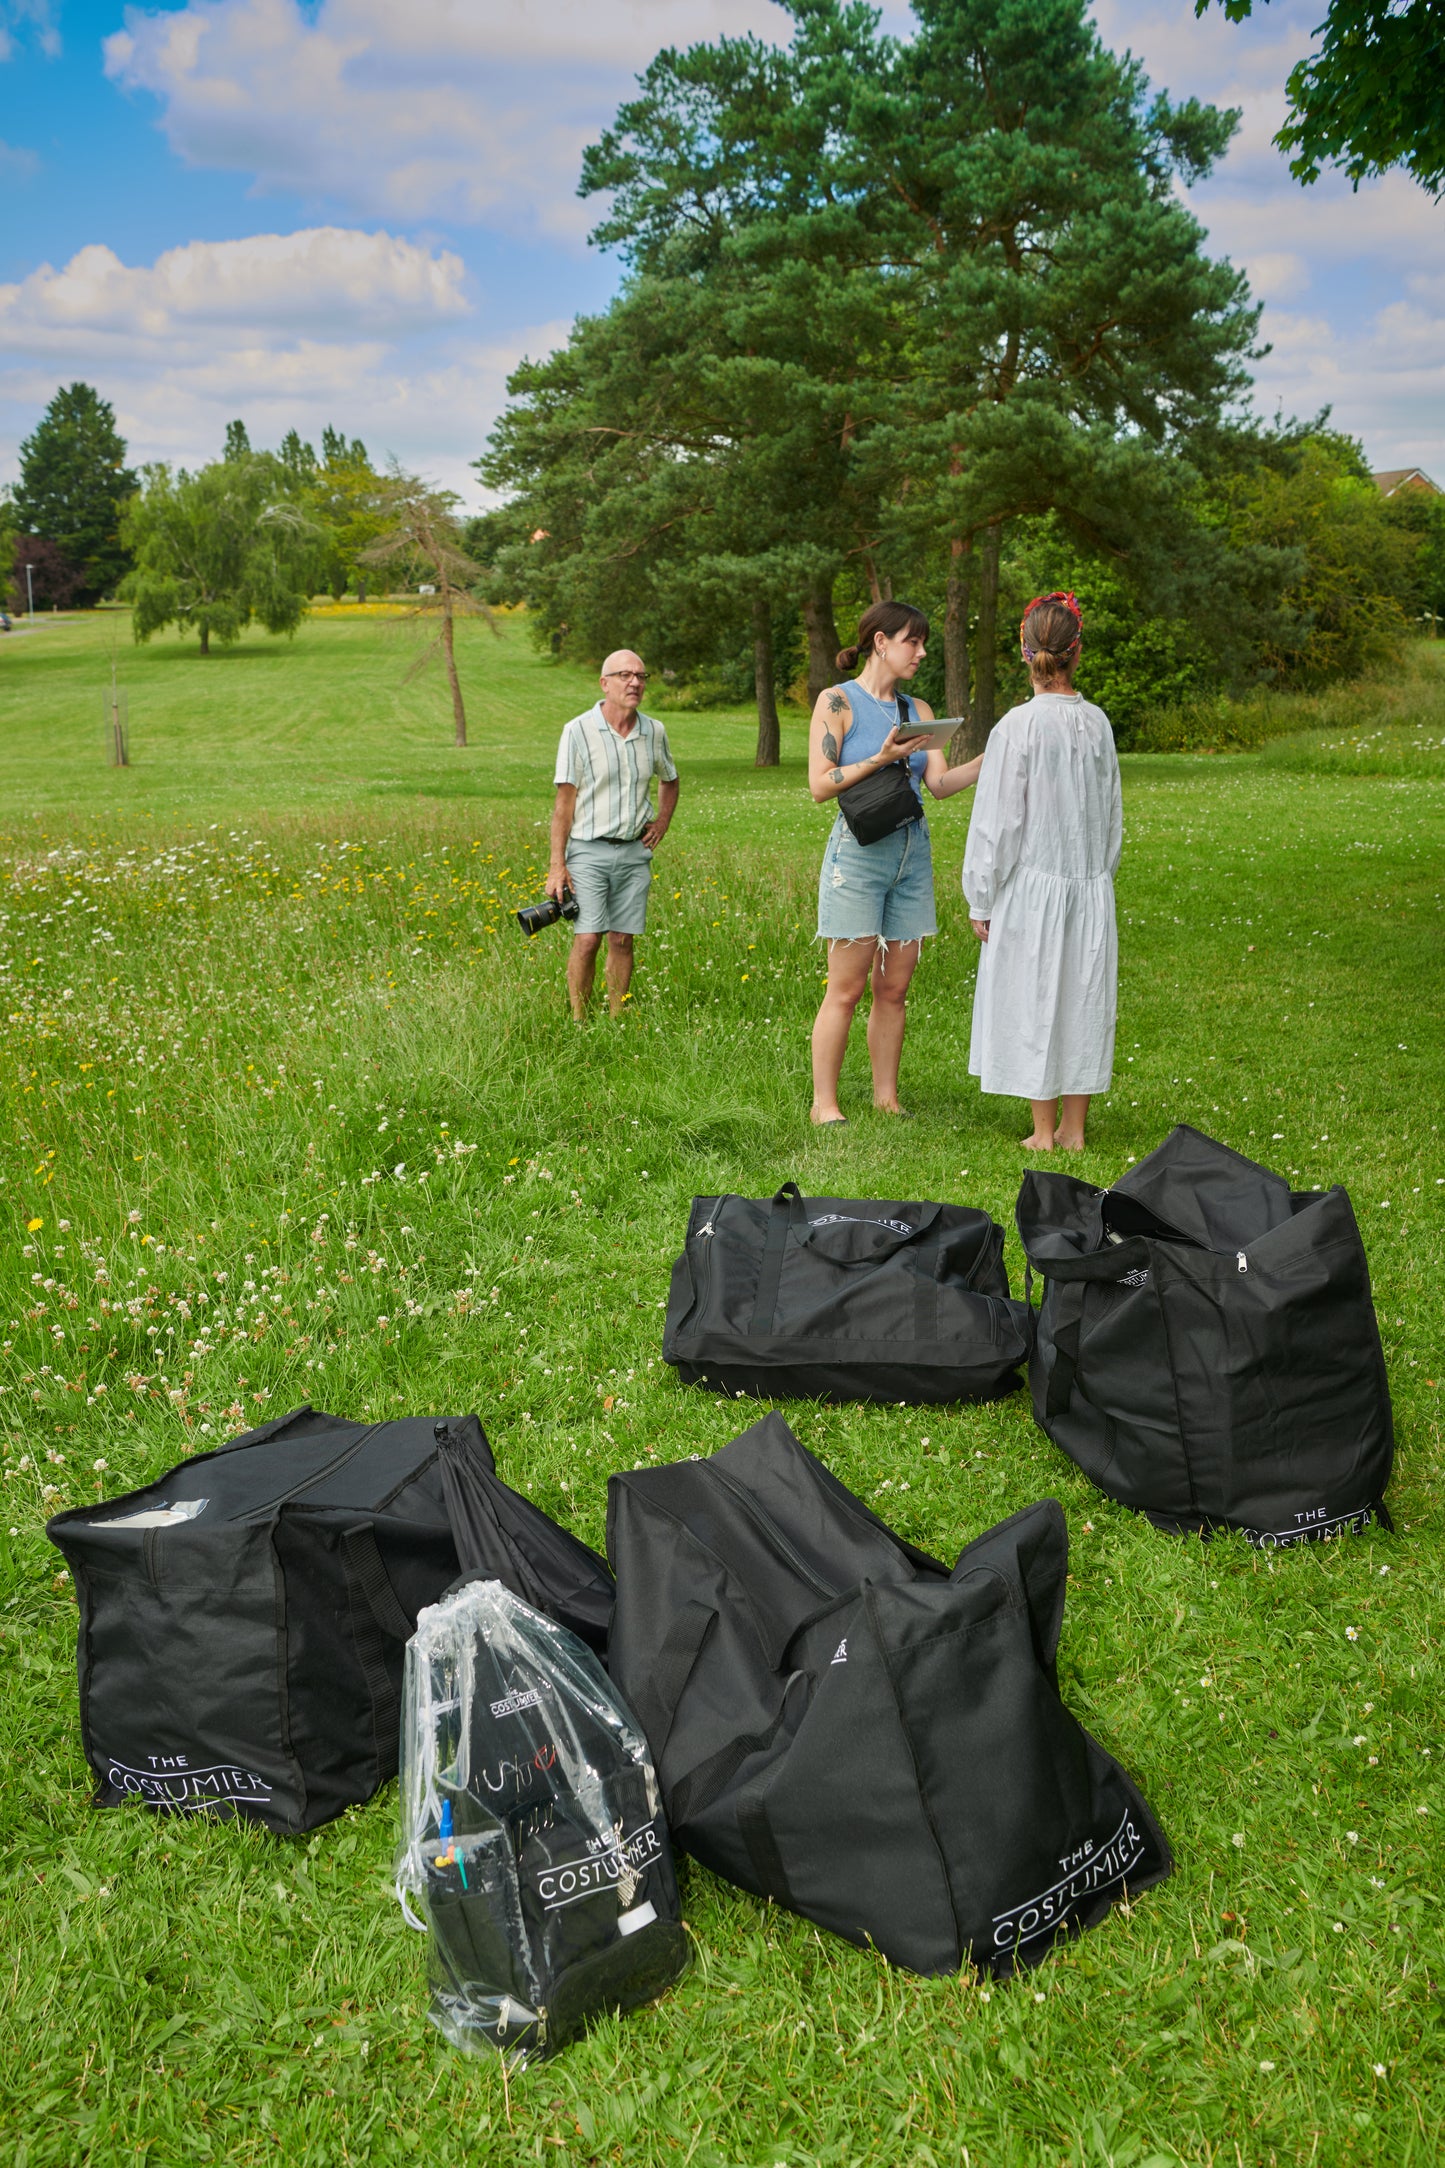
[817,815,937,944]
[565,837,654,935]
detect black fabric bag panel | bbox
[73,1523,303,1820]
[663,1185,1028,1406]
[1017,1127,1394,1542]
[48,1406,615,1832]
[606,1413,1170,1977]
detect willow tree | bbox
[120,454,316,654]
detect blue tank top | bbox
[832,681,927,813]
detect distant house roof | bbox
[1373,467,1441,497]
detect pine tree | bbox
[13,383,138,605]
[581,0,1257,749]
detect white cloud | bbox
[0,229,549,499]
[1251,285,1445,472]
[1,0,60,60]
[0,228,469,349]
[105,0,789,241]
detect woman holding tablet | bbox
[808,600,983,1125]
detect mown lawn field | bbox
[1,610,1442,2168]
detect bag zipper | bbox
[688,1196,731,1328]
[242,1421,389,1518]
[1237,1251,1249,1274]
[707,1463,839,1601]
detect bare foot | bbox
[873,1100,913,1117]
[1020,1133,1055,1151]
[811,1106,847,1126]
[1055,1134,1087,1153]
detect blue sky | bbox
[2,0,1441,505]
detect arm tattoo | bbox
[826,692,847,716]
[821,730,840,764]
[829,766,846,786]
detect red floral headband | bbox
[1020,590,1083,661]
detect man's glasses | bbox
[604,670,648,683]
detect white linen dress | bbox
[962,691,1122,1099]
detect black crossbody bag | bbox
[836,693,922,845]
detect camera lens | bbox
[515,894,565,936]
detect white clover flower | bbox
[1231,1833,1245,1849]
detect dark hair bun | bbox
[840,599,930,678]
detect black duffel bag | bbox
[662,1182,1029,1404]
[607,1411,1171,1978]
[47,1406,614,1832]
[1016,1125,1394,1543]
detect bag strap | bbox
[341,1523,416,1772]
[630,1598,716,1760]
[861,1585,961,1961]
[668,1701,793,1828]
[342,1524,416,1640]
[750,1183,806,1335]
[736,1775,793,1905]
[1044,1280,1088,1417]
[911,1217,947,1344]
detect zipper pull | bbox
[1237,1251,1248,1274]
[697,1221,714,1240]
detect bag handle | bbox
[751,1185,946,1334]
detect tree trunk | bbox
[199,622,210,656]
[945,532,975,761]
[752,597,780,768]
[973,521,1002,743]
[802,578,841,705]
[441,601,467,747]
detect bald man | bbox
[545,649,681,1020]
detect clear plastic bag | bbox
[395,1576,688,2063]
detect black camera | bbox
[515,890,580,936]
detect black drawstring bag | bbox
[1016,1126,1394,1542]
[46,1406,614,1832]
[396,1578,688,2064]
[836,693,923,844]
[663,1182,1029,1404]
[606,1412,1171,1978]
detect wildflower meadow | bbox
[1,610,1442,2167]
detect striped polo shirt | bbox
[554,704,678,842]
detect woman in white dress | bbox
[961,592,1121,1152]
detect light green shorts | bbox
[565,837,654,935]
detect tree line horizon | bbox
[5,0,1442,761]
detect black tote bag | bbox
[1016,1126,1394,1542]
[47,1406,614,1832]
[662,1182,1030,1404]
[607,1412,1171,1978]
[836,692,923,845]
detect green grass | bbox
[1,610,1443,2167]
